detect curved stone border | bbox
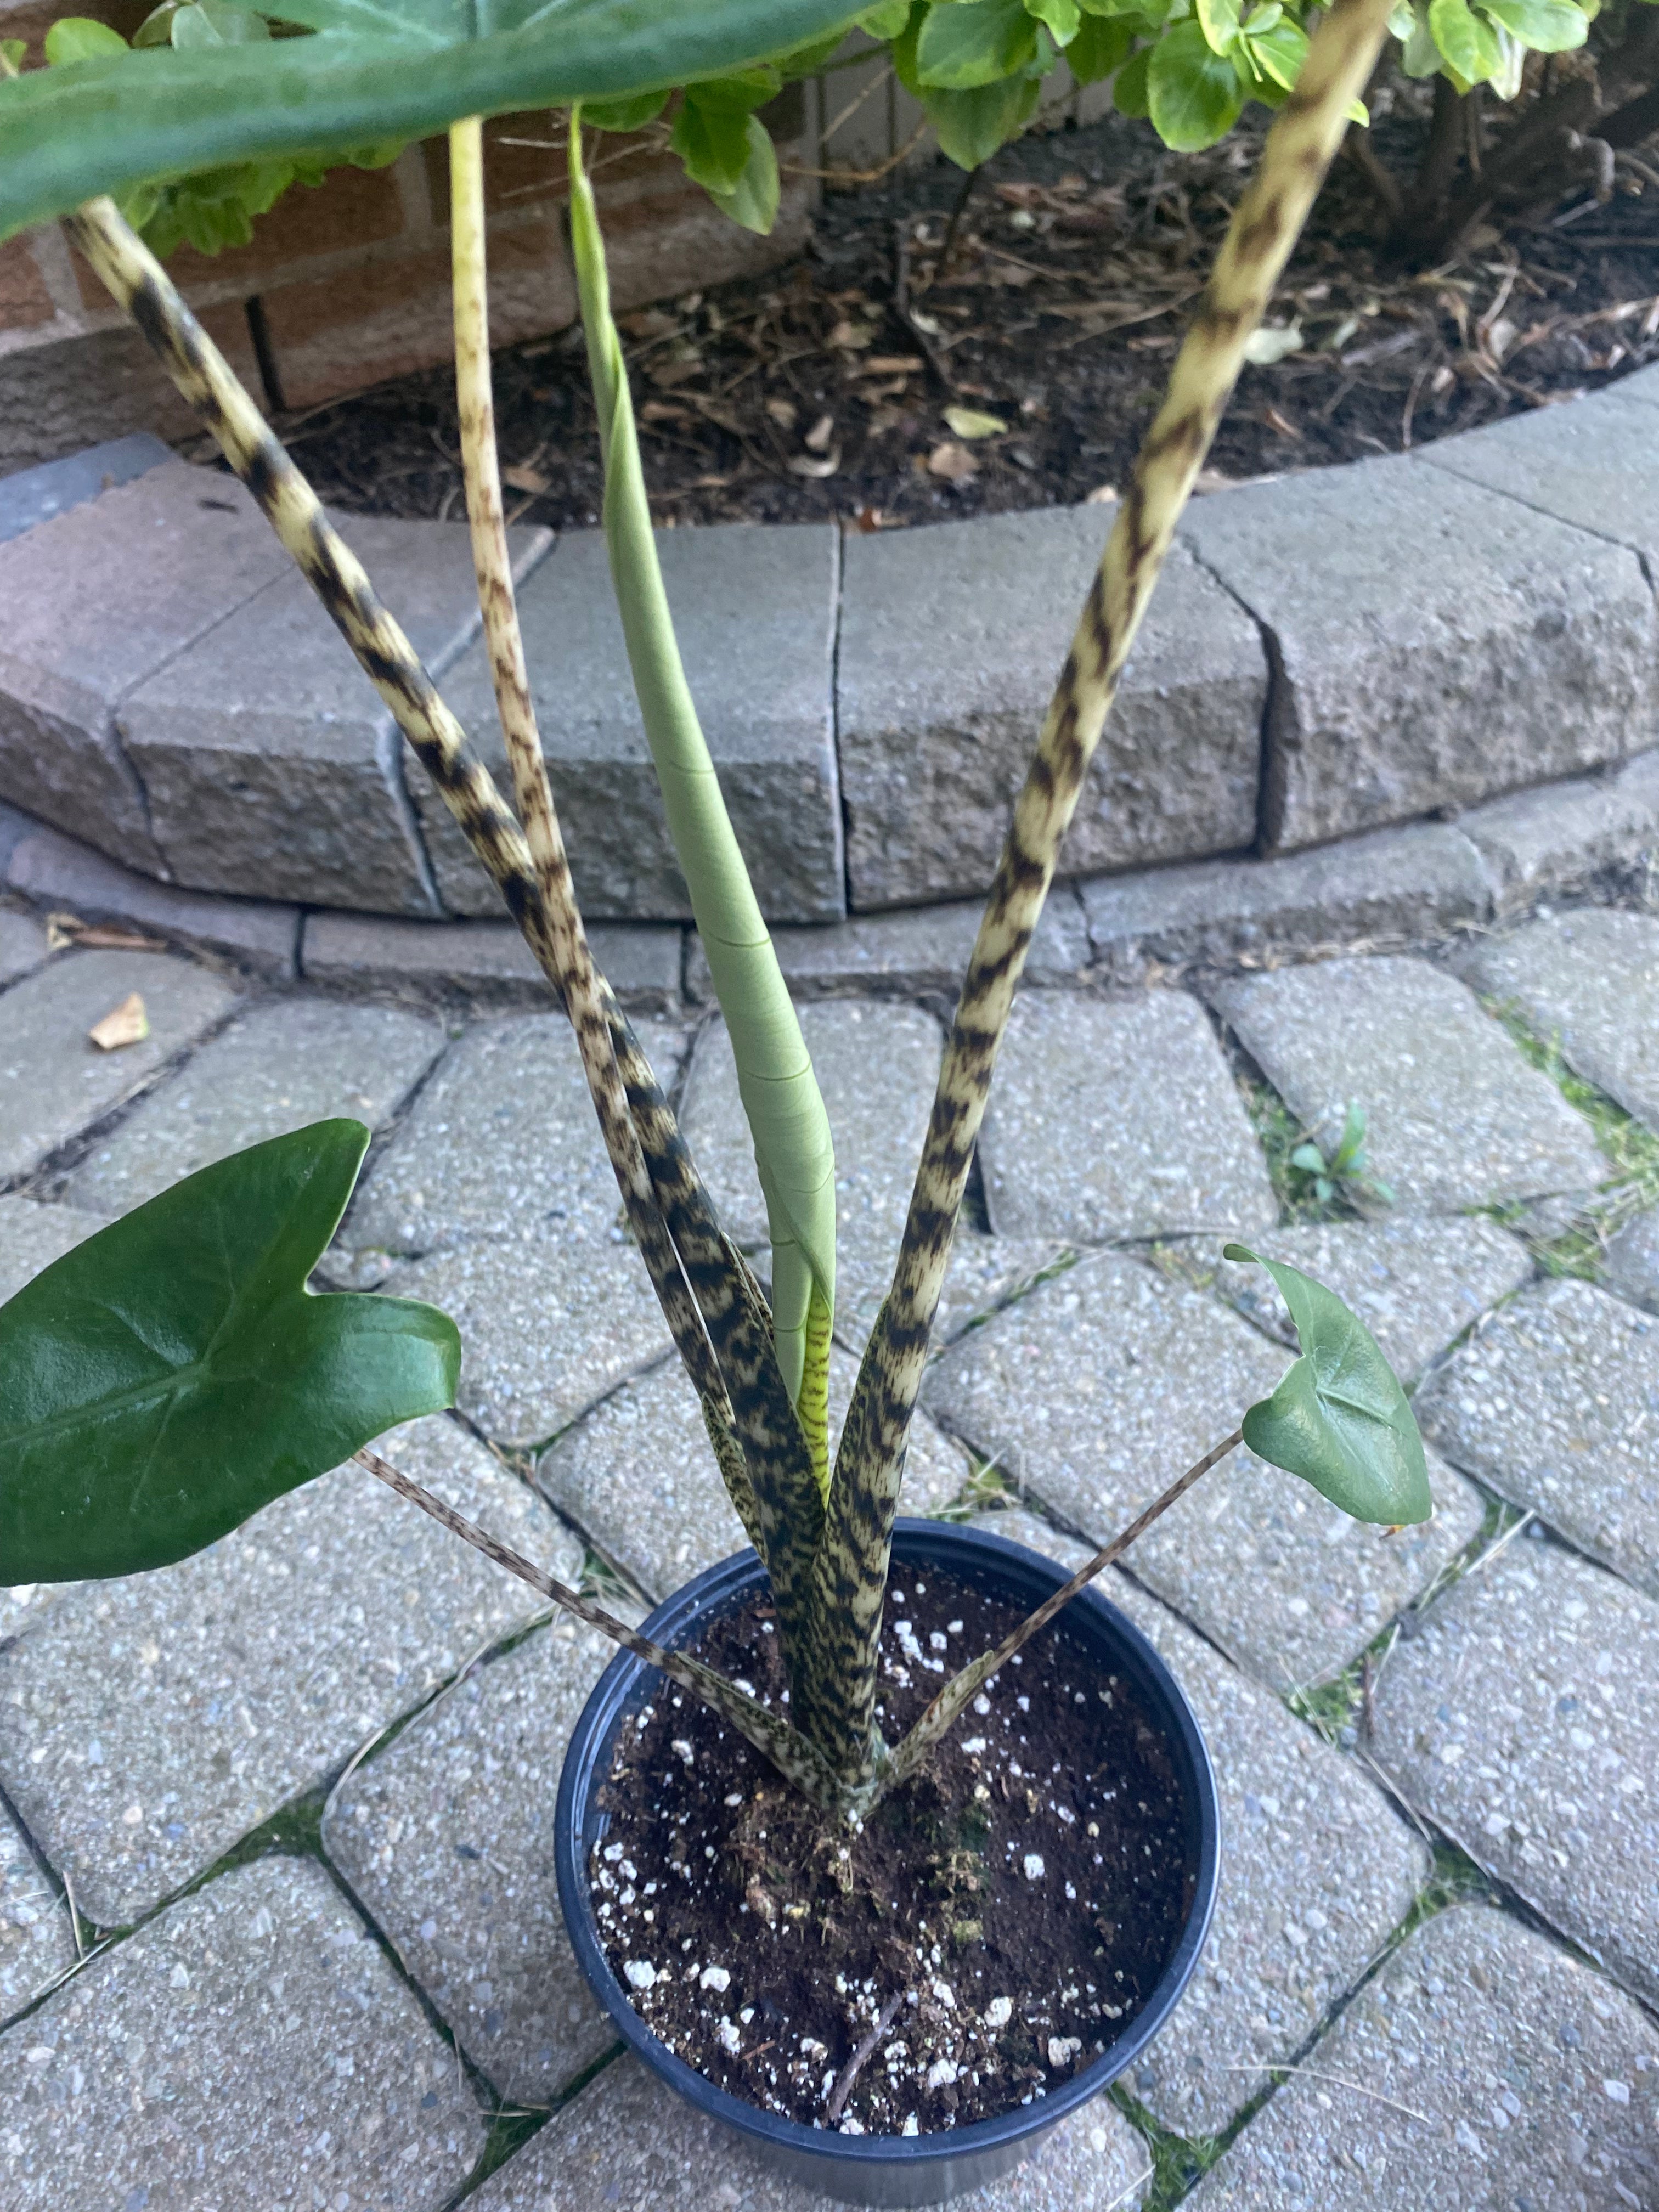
[0,368,1655,933]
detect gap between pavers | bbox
[0,946,241,1187]
[923,1250,1486,1692]
[538,1344,969,1603]
[462,2047,1153,2212]
[323,1611,622,2111]
[0,1795,74,2023]
[1457,905,1659,1135]
[0,1415,582,1928]
[64,996,447,1216]
[1414,1277,1659,1600]
[1185,1901,1659,2211]
[977,1508,1430,2140]
[0,909,49,991]
[1369,1534,1659,2011]
[1207,953,1605,1218]
[0,1855,486,2210]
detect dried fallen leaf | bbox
[943,404,1008,441]
[853,505,884,533]
[88,992,149,1052]
[501,462,549,495]
[926,441,979,484]
[786,449,841,479]
[1243,322,1304,366]
[764,397,799,430]
[1085,483,1118,505]
[860,355,926,375]
[804,413,836,454]
[827,319,874,351]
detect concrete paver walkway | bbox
[4,888,1658,2209]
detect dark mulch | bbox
[244,98,1659,534]
[590,1565,1192,2137]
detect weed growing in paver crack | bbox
[1286,1102,1395,1215]
[1,0,1435,2143]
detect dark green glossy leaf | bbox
[1148,16,1244,145]
[1112,40,1151,112]
[0,0,865,243]
[1223,1245,1432,1525]
[1065,13,1132,78]
[922,70,1041,164]
[0,1121,460,1583]
[581,86,670,129]
[672,89,755,192]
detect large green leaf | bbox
[1478,0,1588,50]
[916,0,1040,86]
[1148,16,1244,145]
[0,0,863,242]
[1223,1245,1432,1526]
[0,1121,459,1583]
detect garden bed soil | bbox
[588,1561,1194,2139]
[250,99,1659,535]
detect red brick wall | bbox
[0,10,815,458]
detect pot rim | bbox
[554,1516,1220,2178]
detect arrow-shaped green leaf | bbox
[0,1120,459,1582]
[1223,1243,1432,1525]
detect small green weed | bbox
[1244,1085,1389,1224]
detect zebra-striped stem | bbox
[60,188,755,1443]
[447,120,764,1545]
[808,0,1397,1775]
[353,1448,844,1809]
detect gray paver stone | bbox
[0,909,48,988]
[1372,1538,1659,2006]
[65,996,445,1214]
[838,511,1265,909]
[1460,748,1659,909]
[979,1508,1430,2135]
[1209,954,1604,1215]
[0,1415,580,1925]
[978,989,1276,1243]
[0,432,172,546]
[1210,1216,1532,1385]
[0,464,290,870]
[1419,387,1659,573]
[1414,1277,1659,1596]
[686,885,1090,1001]
[1458,906,1659,1131]
[0,1854,486,2209]
[303,909,684,1010]
[930,1228,1076,1350]
[4,810,301,976]
[540,1344,968,1600]
[419,523,844,923]
[0,1796,73,2020]
[323,1614,622,2104]
[1617,363,1659,408]
[0,947,239,1183]
[0,1199,104,1643]
[467,2050,1151,2212]
[1178,453,1657,850]
[121,513,549,912]
[679,1000,942,1350]
[1604,1205,1659,1313]
[1082,822,1493,983]
[343,1010,687,1258]
[924,1252,1485,1687]
[1187,1901,1659,2211]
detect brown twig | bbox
[826,1991,905,2123]
[893,219,956,396]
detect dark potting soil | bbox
[588,1566,1193,2140]
[239,99,1659,536]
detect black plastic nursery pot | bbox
[555,1519,1220,2209]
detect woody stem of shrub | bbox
[58,180,771,1467]
[812,0,1396,1771]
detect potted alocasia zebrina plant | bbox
[0,0,1418,2199]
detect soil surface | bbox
[253,99,1659,535]
[587,1565,1194,2140]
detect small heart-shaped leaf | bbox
[0,1120,460,1583]
[1223,1244,1432,1525]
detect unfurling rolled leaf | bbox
[1223,1244,1432,1525]
[0,1121,460,1583]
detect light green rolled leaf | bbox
[1026,0,1082,44]
[708,111,779,233]
[0,0,866,244]
[567,120,835,1431]
[1223,1245,1432,1526]
[0,1121,460,1584]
